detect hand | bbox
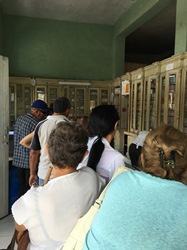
[29,174,38,187]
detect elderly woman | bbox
[83,123,187,250]
[12,122,102,250]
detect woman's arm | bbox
[20,131,34,148]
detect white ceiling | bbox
[0,0,136,25]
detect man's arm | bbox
[29,149,40,186]
[29,123,42,186]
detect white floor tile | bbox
[0,214,16,249]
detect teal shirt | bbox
[83,171,187,250]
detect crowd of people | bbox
[11,97,187,249]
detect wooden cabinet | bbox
[143,62,160,130]
[111,77,121,113]
[9,84,16,130]
[111,75,130,153]
[120,73,130,130]
[35,78,61,104]
[123,53,187,155]
[179,53,187,133]
[100,88,110,105]
[35,86,47,102]
[89,81,111,111]
[9,77,111,126]
[9,77,34,130]
[89,88,99,110]
[158,54,183,128]
[129,68,144,133]
[63,86,87,120]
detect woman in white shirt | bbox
[82,105,130,184]
[12,122,102,250]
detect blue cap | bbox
[31,100,48,113]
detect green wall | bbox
[175,0,187,54]
[2,0,179,80]
[3,15,113,80]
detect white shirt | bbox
[132,131,150,148]
[80,136,130,183]
[12,167,102,250]
[30,115,69,179]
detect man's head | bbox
[53,97,71,117]
[48,122,88,169]
[31,99,48,120]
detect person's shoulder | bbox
[78,166,95,175]
[113,169,139,182]
[78,167,99,180]
[24,113,36,119]
[36,118,48,127]
[15,113,27,122]
[78,167,102,189]
[105,144,125,158]
[20,113,39,124]
[47,115,68,121]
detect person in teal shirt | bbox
[83,123,187,250]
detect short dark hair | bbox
[53,97,71,114]
[48,122,88,169]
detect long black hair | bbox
[87,105,119,171]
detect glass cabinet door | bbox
[159,75,166,124]
[75,88,86,119]
[129,80,143,132]
[129,82,134,132]
[9,85,16,130]
[182,80,187,133]
[10,84,33,128]
[35,86,47,102]
[89,88,99,111]
[62,86,75,120]
[180,67,187,133]
[16,84,24,117]
[158,70,180,128]
[62,86,69,98]
[68,87,76,120]
[62,86,87,120]
[48,86,61,105]
[24,86,33,114]
[112,87,120,113]
[135,82,143,132]
[100,89,110,105]
[167,74,176,126]
[142,77,158,130]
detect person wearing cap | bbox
[29,96,71,186]
[13,99,48,197]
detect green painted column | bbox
[113,34,125,78]
[175,0,187,54]
[0,12,2,54]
